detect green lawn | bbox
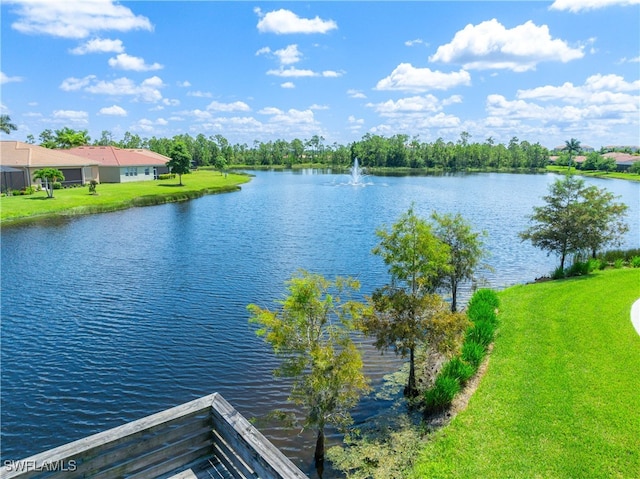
[412,268,640,479]
[546,165,640,182]
[0,170,251,224]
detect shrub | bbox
[614,258,624,269]
[565,260,590,278]
[631,256,640,268]
[467,301,497,326]
[52,182,62,189]
[466,320,495,348]
[468,289,500,310]
[440,357,474,385]
[462,340,486,369]
[158,173,176,180]
[551,266,565,280]
[423,375,461,413]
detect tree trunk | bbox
[314,428,325,472]
[405,347,418,397]
[451,280,458,312]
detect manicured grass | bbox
[412,268,640,479]
[547,165,640,182]
[0,170,251,224]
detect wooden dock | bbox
[0,393,307,479]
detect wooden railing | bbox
[0,393,307,479]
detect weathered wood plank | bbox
[209,394,306,479]
[167,469,198,479]
[64,417,213,477]
[211,430,254,479]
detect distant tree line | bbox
[27,127,553,171]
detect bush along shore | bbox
[0,170,251,225]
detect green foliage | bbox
[614,258,624,269]
[467,288,500,311]
[157,173,175,180]
[551,266,566,279]
[461,340,485,369]
[373,205,451,295]
[467,302,498,328]
[440,357,474,385]
[167,141,192,185]
[631,256,640,268]
[248,271,370,465]
[465,320,495,348]
[368,206,469,397]
[629,161,640,174]
[88,179,98,194]
[520,174,629,269]
[423,375,461,413]
[0,114,17,134]
[33,168,65,198]
[431,212,489,312]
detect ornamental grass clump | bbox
[423,375,461,413]
[423,288,499,414]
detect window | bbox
[145,168,150,176]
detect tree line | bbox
[24,127,553,171]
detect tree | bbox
[366,206,454,397]
[563,138,581,169]
[431,212,488,312]
[33,168,64,198]
[0,114,17,134]
[630,161,640,174]
[580,186,628,258]
[167,141,192,185]
[54,127,90,148]
[520,175,629,270]
[248,271,369,470]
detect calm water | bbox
[1,171,638,475]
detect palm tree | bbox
[563,138,581,169]
[0,114,17,135]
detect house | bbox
[0,141,100,192]
[603,152,639,171]
[65,146,170,183]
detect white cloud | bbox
[367,94,463,116]
[550,0,639,12]
[206,101,251,112]
[98,105,127,116]
[70,38,124,55]
[267,67,318,78]
[376,64,471,92]
[108,53,163,71]
[1,71,23,84]
[348,89,367,99]
[281,82,295,89]
[618,56,640,64]
[263,108,317,125]
[162,98,180,107]
[177,80,191,87]
[7,0,153,39]
[485,74,639,127]
[405,39,427,47]
[255,8,337,34]
[322,70,342,78]
[187,90,213,98]
[430,19,584,72]
[61,75,165,102]
[53,109,88,123]
[60,75,97,91]
[257,44,303,65]
[310,104,329,110]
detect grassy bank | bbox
[0,170,251,224]
[412,268,640,478]
[547,165,640,182]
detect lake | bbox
[1,170,638,476]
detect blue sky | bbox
[1,0,639,149]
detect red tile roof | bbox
[1,141,99,168]
[65,146,170,167]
